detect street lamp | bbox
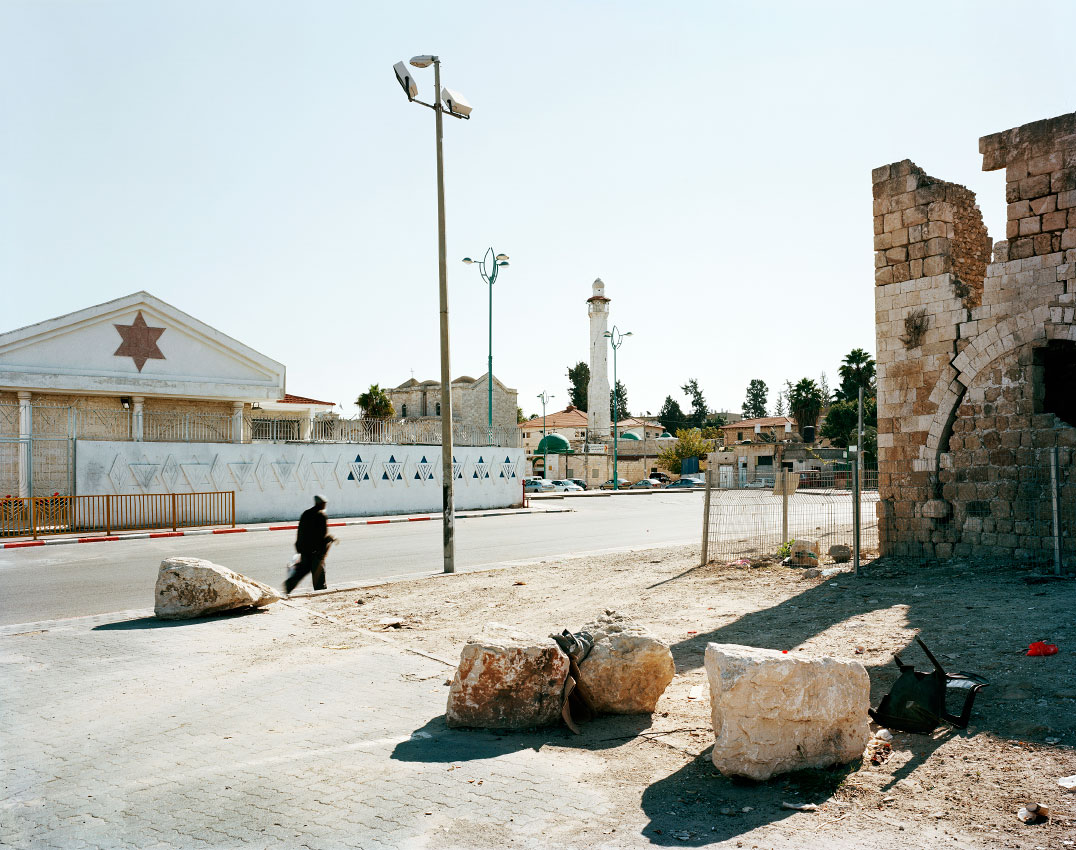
[537,391,554,480]
[603,326,632,490]
[462,249,509,446]
[392,54,472,575]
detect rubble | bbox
[577,610,675,714]
[705,643,870,780]
[445,625,569,729]
[153,557,280,619]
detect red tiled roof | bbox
[279,393,336,406]
[518,406,589,429]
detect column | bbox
[17,392,31,497]
[232,402,244,444]
[132,396,144,442]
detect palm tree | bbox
[356,384,394,419]
[837,348,876,400]
[789,378,825,439]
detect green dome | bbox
[619,431,640,440]
[657,432,676,439]
[535,433,572,454]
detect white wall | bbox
[76,441,525,523]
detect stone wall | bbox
[874,111,1076,564]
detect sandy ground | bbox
[293,546,1075,849]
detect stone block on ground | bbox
[828,544,852,563]
[577,610,674,714]
[154,557,281,620]
[790,538,820,566]
[705,643,870,781]
[446,625,568,729]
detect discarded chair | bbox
[868,637,987,734]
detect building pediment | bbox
[0,292,286,401]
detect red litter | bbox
[1027,641,1059,656]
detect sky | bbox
[2,1,1074,420]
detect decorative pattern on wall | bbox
[76,442,525,523]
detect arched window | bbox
[436,402,441,416]
[401,404,407,418]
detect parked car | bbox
[649,472,671,483]
[744,477,774,489]
[629,478,664,489]
[568,478,588,491]
[549,479,583,492]
[599,478,631,490]
[524,479,555,493]
[667,476,703,489]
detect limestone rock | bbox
[446,625,568,729]
[790,539,820,566]
[705,643,870,781]
[578,610,675,714]
[828,544,852,563]
[154,557,280,620]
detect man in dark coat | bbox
[284,494,334,594]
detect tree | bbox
[819,371,831,403]
[356,384,394,418]
[742,379,768,419]
[517,406,526,425]
[788,377,825,437]
[656,428,714,475]
[658,395,685,434]
[774,391,786,416]
[610,380,629,421]
[820,397,878,447]
[835,348,876,401]
[681,379,708,428]
[566,361,589,411]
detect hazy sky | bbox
[3,1,1074,419]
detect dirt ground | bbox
[295,545,1075,849]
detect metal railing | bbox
[0,402,522,447]
[0,491,235,538]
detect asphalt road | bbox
[0,491,703,626]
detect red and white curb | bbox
[2,506,571,549]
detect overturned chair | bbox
[869,637,988,734]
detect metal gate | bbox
[0,437,74,498]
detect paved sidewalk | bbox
[1,602,626,850]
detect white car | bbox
[549,479,583,492]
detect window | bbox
[401,404,407,418]
[1034,340,1076,427]
[737,431,743,441]
[436,402,441,416]
[756,456,774,467]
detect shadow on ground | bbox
[92,607,271,630]
[391,712,655,763]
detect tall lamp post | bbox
[462,248,509,446]
[603,326,632,490]
[537,391,554,479]
[393,55,472,574]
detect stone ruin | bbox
[873,111,1076,564]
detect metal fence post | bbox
[105,496,111,536]
[1050,445,1062,576]
[781,469,789,547]
[700,462,712,566]
[171,492,177,532]
[853,448,861,577]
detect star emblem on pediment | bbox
[113,311,166,372]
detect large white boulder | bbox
[705,643,870,780]
[446,625,569,729]
[154,557,281,620]
[578,610,675,714]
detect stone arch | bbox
[919,310,1076,470]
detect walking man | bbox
[284,494,334,595]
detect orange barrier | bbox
[0,492,235,539]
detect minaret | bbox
[587,279,611,441]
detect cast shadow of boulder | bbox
[639,751,859,846]
[391,712,656,764]
[92,608,271,630]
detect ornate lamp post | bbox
[392,55,472,574]
[603,326,632,490]
[462,248,509,445]
[537,391,554,479]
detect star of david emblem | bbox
[452,456,464,480]
[414,455,435,482]
[500,455,516,479]
[113,311,166,372]
[382,455,403,482]
[473,455,490,480]
[347,454,371,483]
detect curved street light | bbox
[391,53,472,575]
[462,248,509,445]
[537,391,554,480]
[603,326,632,490]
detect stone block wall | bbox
[874,111,1076,564]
